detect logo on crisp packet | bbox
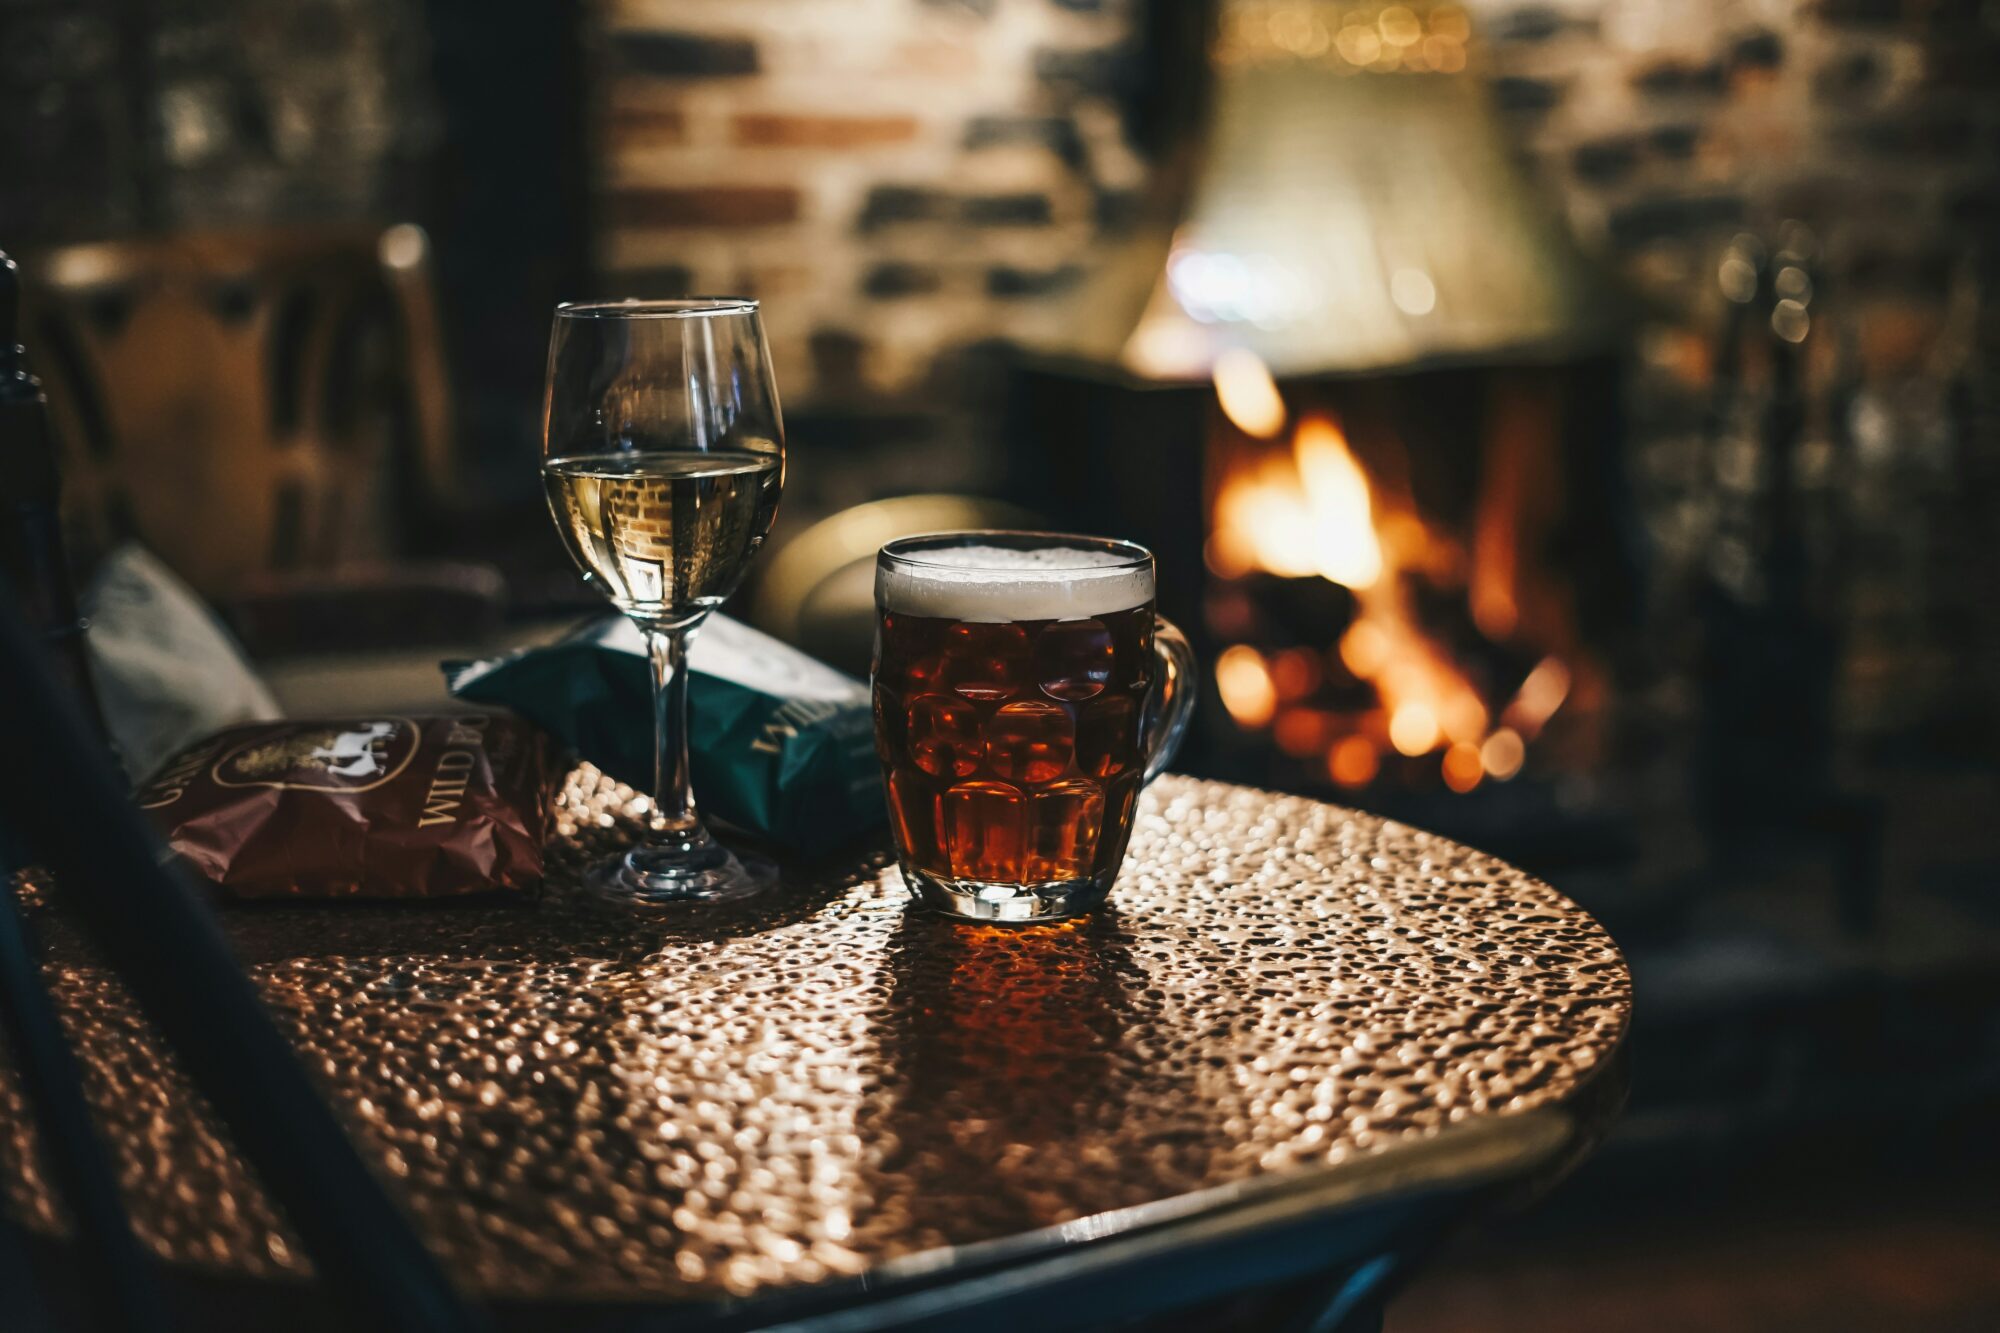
[211,719,420,792]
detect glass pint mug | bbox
[872,532,1198,922]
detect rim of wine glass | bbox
[555,297,759,320]
[879,530,1154,573]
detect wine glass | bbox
[541,299,785,907]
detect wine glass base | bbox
[574,843,778,911]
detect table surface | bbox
[1,770,1631,1305]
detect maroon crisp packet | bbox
[137,715,553,901]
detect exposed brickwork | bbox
[606,106,688,150]
[608,31,759,79]
[607,186,801,229]
[593,0,1148,407]
[1477,0,1999,734]
[732,113,922,149]
[857,185,950,231]
[987,263,1086,297]
[861,261,944,298]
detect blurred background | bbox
[4,0,1998,1327]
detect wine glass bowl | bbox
[541,299,785,907]
[542,451,782,627]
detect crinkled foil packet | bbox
[445,615,882,858]
[138,714,553,901]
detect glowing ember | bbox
[1440,692,1489,746]
[1216,644,1277,727]
[1442,741,1484,793]
[1503,657,1571,739]
[1271,647,1322,700]
[1328,735,1380,788]
[1274,708,1331,757]
[1339,621,1390,678]
[1480,727,1525,781]
[1388,702,1441,757]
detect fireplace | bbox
[1001,0,1635,834]
[1201,355,1627,801]
[1005,348,1633,835]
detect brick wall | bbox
[1470,0,1998,730]
[1480,0,1991,283]
[592,0,1155,409]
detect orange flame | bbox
[1212,361,1564,789]
[1215,644,1277,728]
[1501,656,1570,740]
[1213,347,1287,439]
[1295,418,1384,589]
[1208,412,1384,589]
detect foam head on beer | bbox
[876,543,1153,623]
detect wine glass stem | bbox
[645,622,703,840]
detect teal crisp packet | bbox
[444,615,882,857]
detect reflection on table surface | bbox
[2,769,1629,1305]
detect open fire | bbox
[1205,351,1587,795]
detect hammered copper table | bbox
[2,770,1631,1329]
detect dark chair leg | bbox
[0,1202,57,1333]
[0,855,169,1333]
[0,598,484,1333]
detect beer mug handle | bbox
[1142,616,1199,784]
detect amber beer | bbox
[873,533,1196,921]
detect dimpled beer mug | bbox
[872,532,1198,921]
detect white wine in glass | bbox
[543,449,782,621]
[541,300,785,907]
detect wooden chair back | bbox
[22,226,452,598]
